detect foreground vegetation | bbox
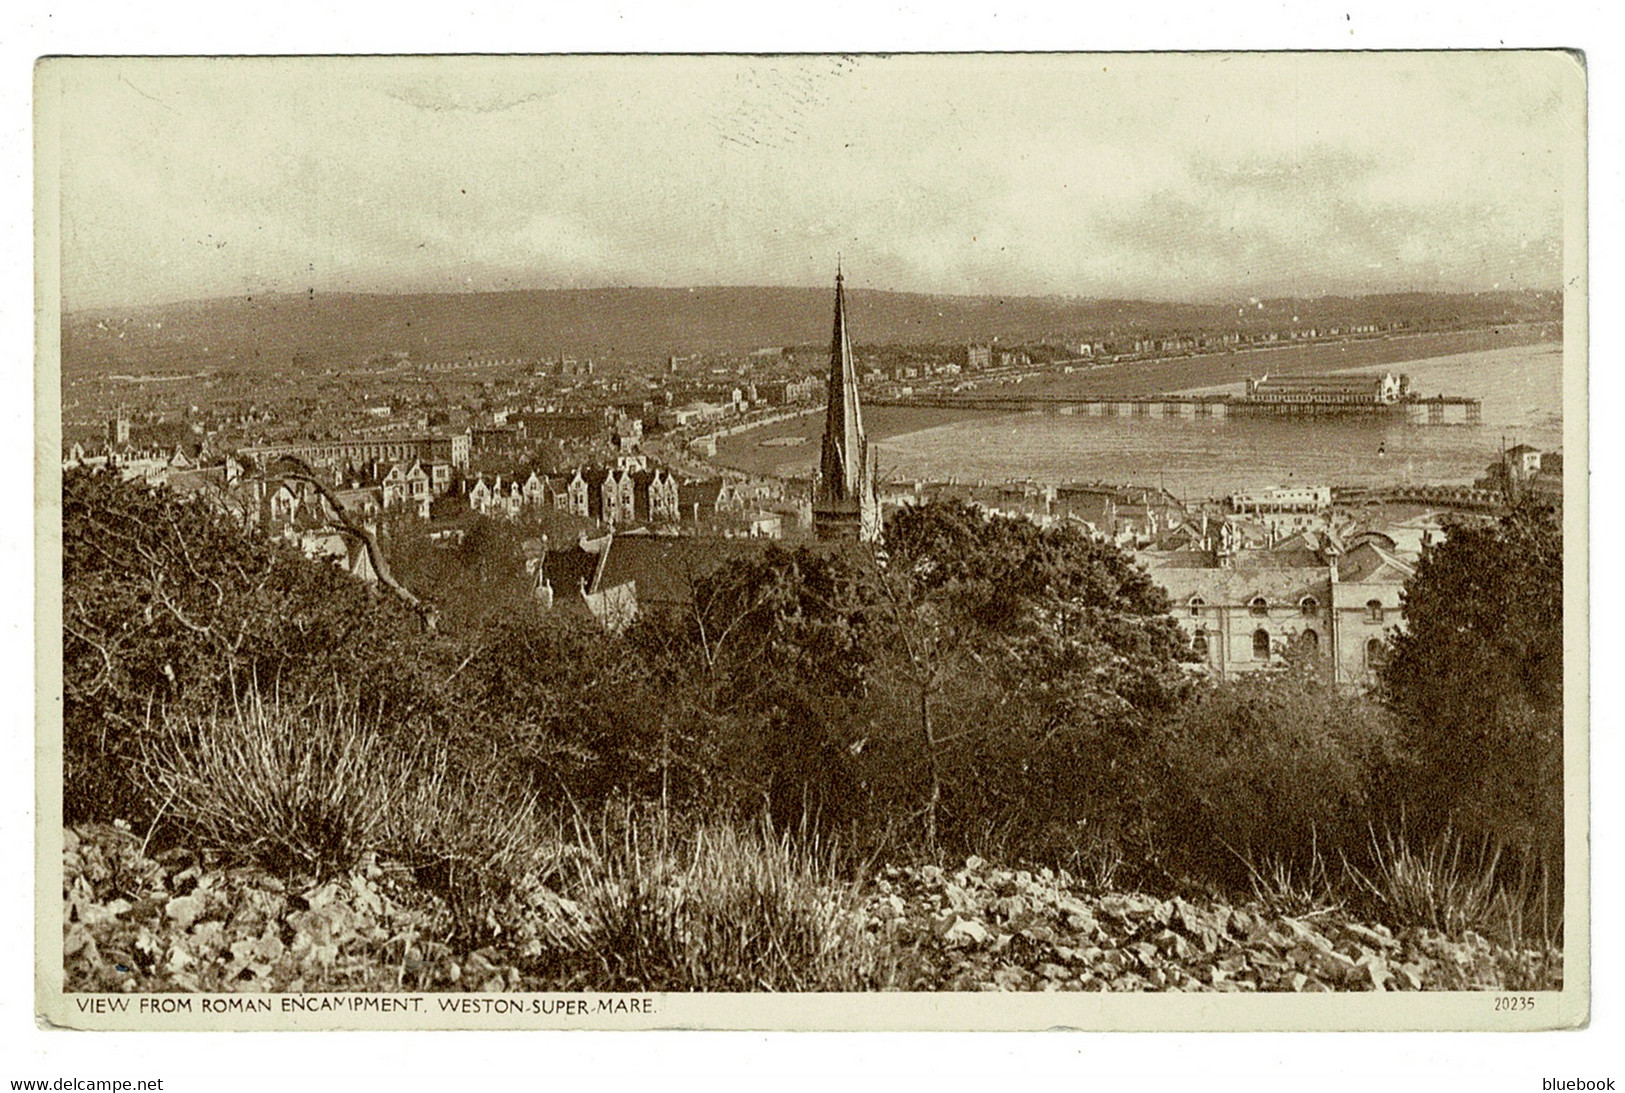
[66,817,1557,993]
[60,468,1565,991]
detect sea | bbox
[719,342,1566,499]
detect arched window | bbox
[1249,596,1269,618]
[1366,637,1386,669]
[1188,595,1205,617]
[1366,599,1384,623]
[1191,629,1209,658]
[1252,628,1271,659]
[1300,628,1319,655]
[1299,595,1319,617]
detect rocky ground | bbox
[61,823,1560,994]
[861,858,1558,992]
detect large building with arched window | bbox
[1148,563,1335,678]
[1329,538,1416,685]
[1145,532,1415,686]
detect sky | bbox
[43,52,1579,310]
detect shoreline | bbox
[710,327,1560,483]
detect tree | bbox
[1378,502,1563,861]
[385,514,541,632]
[625,544,873,824]
[61,468,428,824]
[432,611,681,810]
[267,457,436,631]
[866,502,1192,852]
[659,503,1191,855]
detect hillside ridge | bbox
[62,286,1561,366]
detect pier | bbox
[867,392,1482,425]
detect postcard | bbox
[35,51,1587,1031]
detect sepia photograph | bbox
[33,48,1587,1036]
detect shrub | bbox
[62,467,429,827]
[142,692,562,937]
[145,694,409,875]
[439,611,716,811]
[1150,668,1401,887]
[1343,826,1561,953]
[562,809,893,991]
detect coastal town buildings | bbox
[1144,558,1335,677]
[1227,485,1334,535]
[1330,535,1417,684]
[59,268,1563,696]
[240,432,471,472]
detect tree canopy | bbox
[647,502,1194,850]
[61,467,427,822]
[1379,502,1563,858]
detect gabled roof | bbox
[1150,524,1207,552]
[1151,564,1332,607]
[679,479,724,507]
[1338,541,1416,584]
[291,493,332,533]
[1269,530,1322,554]
[1052,492,1114,524]
[592,536,775,609]
[539,540,603,598]
[331,486,382,513]
[571,466,615,489]
[165,466,229,497]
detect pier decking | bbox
[867,392,1483,425]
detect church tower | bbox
[812,266,879,543]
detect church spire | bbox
[813,265,878,542]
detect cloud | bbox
[49,54,1576,309]
[1190,146,1382,194]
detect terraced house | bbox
[478,464,682,528]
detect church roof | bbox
[817,267,866,506]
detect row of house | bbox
[468,464,683,526]
[72,424,1445,694]
[63,438,226,486]
[146,461,385,584]
[465,458,789,537]
[882,480,1191,549]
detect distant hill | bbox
[61,286,1562,375]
